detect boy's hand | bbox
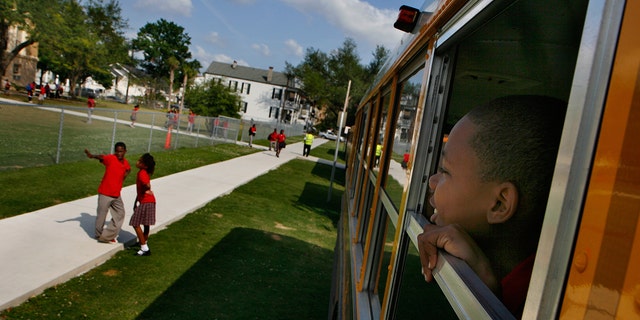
[417,223,499,294]
[84,149,92,158]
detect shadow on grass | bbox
[288,163,345,228]
[137,227,333,320]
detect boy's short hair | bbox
[114,141,127,150]
[466,95,567,222]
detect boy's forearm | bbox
[84,149,103,160]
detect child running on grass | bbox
[130,153,156,256]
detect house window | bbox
[269,106,280,119]
[241,83,251,94]
[228,80,238,91]
[272,88,282,100]
[12,63,20,74]
[238,101,248,113]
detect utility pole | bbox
[328,80,351,202]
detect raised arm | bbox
[84,149,104,161]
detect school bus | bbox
[328,0,639,318]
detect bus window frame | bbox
[388,0,621,318]
[524,0,626,317]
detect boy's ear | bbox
[487,182,518,224]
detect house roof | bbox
[204,61,290,86]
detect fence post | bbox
[110,111,118,153]
[195,120,200,147]
[55,107,65,164]
[148,113,155,152]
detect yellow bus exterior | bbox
[330,0,640,319]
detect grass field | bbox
[0,101,235,170]
[1,94,348,319]
[0,157,345,319]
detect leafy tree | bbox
[184,79,241,118]
[0,0,60,78]
[40,0,125,95]
[365,45,389,81]
[286,38,388,131]
[178,59,201,110]
[132,19,193,96]
[1,0,128,95]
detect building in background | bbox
[2,25,38,88]
[203,61,315,126]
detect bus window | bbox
[383,68,424,210]
[412,0,586,317]
[373,93,392,174]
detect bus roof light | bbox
[394,5,421,33]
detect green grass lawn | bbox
[0,156,345,319]
[0,144,260,219]
[1,96,346,319]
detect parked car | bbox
[74,87,101,98]
[319,130,345,142]
[104,95,126,103]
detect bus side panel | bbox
[560,0,640,318]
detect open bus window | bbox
[410,0,585,317]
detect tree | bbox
[365,45,389,81]
[184,79,241,118]
[1,0,128,94]
[166,56,179,108]
[179,59,201,111]
[0,0,58,78]
[132,19,193,96]
[287,38,383,130]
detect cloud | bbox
[192,46,216,69]
[212,54,250,67]
[251,43,271,56]
[205,32,224,46]
[281,0,401,50]
[284,39,304,57]
[229,0,256,4]
[192,46,250,71]
[134,0,193,16]
[198,0,244,40]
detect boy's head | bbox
[114,142,127,160]
[428,95,566,239]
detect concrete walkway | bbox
[0,135,342,311]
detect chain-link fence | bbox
[0,101,305,170]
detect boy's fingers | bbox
[417,227,439,283]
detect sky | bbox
[118,0,426,73]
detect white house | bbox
[102,63,147,103]
[203,61,315,125]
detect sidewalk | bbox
[0,137,342,311]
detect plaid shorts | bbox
[129,202,156,226]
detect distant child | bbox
[3,79,9,94]
[26,82,33,102]
[275,129,286,158]
[129,153,156,256]
[417,95,566,318]
[248,124,257,147]
[37,84,45,104]
[268,128,277,151]
[402,152,410,169]
[130,105,140,127]
[85,142,131,243]
[87,95,96,123]
[187,110,196,133]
